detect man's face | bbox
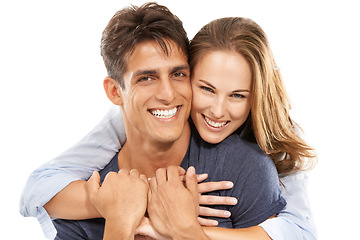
[120,40,191,144]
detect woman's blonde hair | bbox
[189,17,316,175]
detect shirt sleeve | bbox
[229,148,287,228]
[259,172,317,240]
[19,105,126,239]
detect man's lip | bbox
[148,106,181,119]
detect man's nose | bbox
[155,78,176,104]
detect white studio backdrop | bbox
[1,0,359,239]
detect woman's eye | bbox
[231,93,246,99]
[200,86,214,93]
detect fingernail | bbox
[225,182,234,188]
[223,211,231,217]
[212,220,219,226]
[188,166,195,174]
[229,198,238,204]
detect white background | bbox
[1,0,359,239]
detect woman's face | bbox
[191,51,252,144]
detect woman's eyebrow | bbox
[199,79,216,89]
[233,89,250,93]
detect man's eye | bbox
[172,72,186,78]
[200,86,214,93]
[138,76,153,82]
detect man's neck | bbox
[118,122,191,178]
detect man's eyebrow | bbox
[133,69,158,77]
[171,65,190,72]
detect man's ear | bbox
[103,77,123,106]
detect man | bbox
[23,3,285,239]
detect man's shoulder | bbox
[99,152,120,183]
[215,134,277,176]
[219,134,267,160]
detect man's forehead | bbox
[125,40,188,74]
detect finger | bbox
[140,174,148,183]
[87,171,101,202]
[199,195,238,206]
[198,181,233,194]
[199,206,231,218]
[197,173,208,183]
[118,168,129,175]
[149,177,158,192]
[167,165,180,182]
[197,217,218,227]
[178,166,186,176]
[130,169,140,177]
[155,168,167,185]
[185,166,198,197]
[180,173,207,183]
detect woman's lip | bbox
[202,114,229,130]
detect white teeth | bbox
[204,116,227,128]
[150,107,178,119]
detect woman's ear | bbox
[103,77,123,106]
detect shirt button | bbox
[49,161,55,166]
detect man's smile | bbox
[149,106,180,119]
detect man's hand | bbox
[87,169,149,239]
[147,166,209,240]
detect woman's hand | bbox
[195,172,238,226]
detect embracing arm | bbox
[259,172,317,240]
[43,180,101,219]
[19,106,125,238]
[202,173,316,240]
[203,226,271,240]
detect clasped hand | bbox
[87,166,236,239]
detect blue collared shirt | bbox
[20,106,316,239]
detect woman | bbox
[21,16,316,240]
[147,16,317,239]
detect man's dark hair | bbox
[101,2,189,89]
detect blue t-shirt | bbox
[53,127,286,239]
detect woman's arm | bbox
[44,171,237,221]
[203,226,271,240]
[44,180,101,219]
[202,172,316,240]
[20,106,125,238]
[259,172,317,240]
